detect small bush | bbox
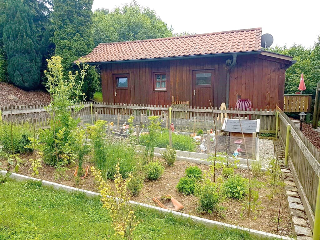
[127,173,144,196]
[93,92,103,102]
[222,167,234,179]
[252,160,262,177]
[197,129,203,135]
[145,161,164,181]
[185,166,202,180]
[223,175,248,200]
[176,177,196,195]
[197,183,220,213]
[161,146,176,166]
[0,122,33,154]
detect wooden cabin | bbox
[81,28,294,109]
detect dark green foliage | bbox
[185,166,202,180]
[1,0,53,90]
[223,175,248,200]
[145,161,164,181]
[0,122,33,154]
[92,2,173,46]
[139,130,196,151]
[2,0,41,90]
[176,176,196,195]
[79,65,100,101]
[197,183,220,213]
[0,47,7,82]
[53,0,94,70]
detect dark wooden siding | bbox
[101,55,287,109]
[229,55,286,110]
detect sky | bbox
[92,0,319,49]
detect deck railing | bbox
[283,94,312,112]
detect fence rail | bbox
[283,94,312,112]
[1,102,276,133]
[277,107,320,230]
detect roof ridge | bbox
[98,27,262,46]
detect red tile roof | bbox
[81,28,262,63]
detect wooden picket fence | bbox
[283,94,312,112]
[277,107,320,230]
[1,102,276,133]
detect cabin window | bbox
[154,73,167,91]
[196,72,211,85]
[115,76,128,88]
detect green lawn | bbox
[0,180,271,240]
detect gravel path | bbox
[258,138,275,168]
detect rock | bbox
[285,180,296,187]
[297,236,313,240]
[292,216,308,227]
[286,190,299,197]
[289,202,305,211]
[291,209,306,219]
[288,196,302,204]
[294,225,312,237]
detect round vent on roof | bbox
[261,33,273,48]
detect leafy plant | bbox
[143,116,161,161]
[92,164,138,239]
[176,176,196,195]
[251,160,262,177]
[161,146,176,166]
[223,175,248,200]
[93,91,103,102]
[127,172,144,196]
[197,182,221,213]
[29,153,43,176]
[0,122,33,154]
[222,167,234,179]
[185,166,202,180]
[197,129,203,135]
[144,161,164,181]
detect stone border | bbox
[1,170,291,240]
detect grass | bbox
[93,92,103,102]
[0,179,273,240]
[139,130,197,151]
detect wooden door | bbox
[113,74,131,104]
[192,70,214,107]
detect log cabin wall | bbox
[229,55,286,110]
[101,54,286,109]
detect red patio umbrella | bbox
[298,73,306,93]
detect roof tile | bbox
[81,28,262,63]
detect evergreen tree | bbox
[53,0,94,69]
[2,0,42,90]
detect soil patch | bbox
[1,153,293,237]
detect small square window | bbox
[196,72,211,85]
[154,73,166,90]
[117,77,128,88]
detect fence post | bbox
[285,124,291,166]
[90,103,93,125]
[275,111,279,139]
[314,178,320,240]
[169,107,172,148]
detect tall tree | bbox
[53,0,94,69]
[92,1,173,46]
[2,0,42,90]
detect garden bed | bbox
[0,151,293,237]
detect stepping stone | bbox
[289,202,305,211]
[294,225,312,237]
[297,236,313,240]
[286,190,299,197]
[285,180,296,186]
[288,196,302,204]
[292,216,308,227]
[291,209,306,219]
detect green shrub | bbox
[185,166,202,180]
[127,173,144,196]
[0,122,33,154]
[222,167,234,179]
[251,160,262,177]
[161,146,176,166]
[197,129,203,135]
[223,175,248,200]
[176,176,196,195]
[93,92,103,102]
[139,130,196,151]
[145,161,164,181]
[197,183,220,213]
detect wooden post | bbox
[169,107,172,148]
[313,82,320,129]
[285,124,291,166]
[314,177,320,240]
[90,102,93,125]
[275,111,279,139]
[252,132,256,160]
[117,113,120,131]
